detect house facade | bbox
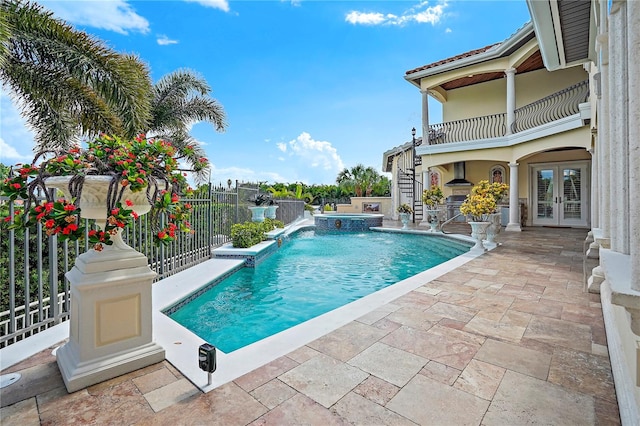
[383,22,592,229]
[384,1,639,419]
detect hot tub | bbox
[313,213,384,231]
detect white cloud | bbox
[276,142,287,153]
[157,35,179,46]
[208,165,287,185]
[41,0,149,35]
[445,27,452,33]
[345,12,388,25]
[345,1,447,27]
[283,132,345,172]
[184,0,230,12]
[0,92,36,164]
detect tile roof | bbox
[405,43,500,76]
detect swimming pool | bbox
[167,229,470,353]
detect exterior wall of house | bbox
[441,66,588,123]
[585,0,640,416]
[515,67,588,107]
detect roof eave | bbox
[527,0,597,71]
[405,21,534,84]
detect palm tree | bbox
[0,0,152,150]
[147,69,227,180]
[336,164,384,197]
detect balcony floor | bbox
[0,225,620,425]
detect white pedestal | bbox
[56,241,165,392]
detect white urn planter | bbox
[249,206,267,222]
[485,212,502,245]
[399,212,410,230]
[265,205,278,220]
[425,209,440,232]
[469,221,490,253]
[46,176,164,393]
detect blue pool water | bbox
[169,230,469,353]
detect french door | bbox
[532,161,589,227]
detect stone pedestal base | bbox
[56,239,165,393]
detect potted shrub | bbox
[460,185,498,252]
[248,193,270,222]
[422,185,444,232]
[467,180,509,244]
[397,203,413,230]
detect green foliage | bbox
[262,218,284,231]
[324,203,333,211]
[335,164,389,197]
[230,222,266,248]
[1,0,152,149]
[148,69,227,182]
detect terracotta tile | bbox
[144,378,199,412]
[333,392,415,425]
[453,359,505,400]
[0,361,64,408]
[307,321,387,362]
[425,301,477,323]
[387,374,489,425]
[348,342,427,387]
[250,379,297,410]
[382,325,484,370]
[371,317,402,333]
[352,376,400,406]
[385,307,440,331]
[393,291,438,310]
[512,298,564,319]
[286,345,320,364]
[524,315,592,353]
[484,370,595,425]
[561,303,605,327]
[463,315,526,343]
[419,361,461,385]
[132,367,179,395]
[0,397,40,426]
[474,338,551,380]
[250,393,347,425]
[548,348,616,403]
[594,397,621,425]
[355,303,400,325]
[279,354,368,408]
[234,356,299,392]
[438,317,467,330]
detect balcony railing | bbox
[426,79,589,145]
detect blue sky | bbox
[0,0,531,185]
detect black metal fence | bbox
[0,181,306,348]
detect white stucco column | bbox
[421,89,429,144]
[420,169,430,227]
[609,4,629,255]
[598,35,611,243]
[589,147,599,229]
[506,162,521,231]
[628,0,640,290]
[505,68,517,135]
[392,156,400,220]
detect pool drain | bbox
[0,373,21,388]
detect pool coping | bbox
[0,222,488,393]
[153,225,485,392]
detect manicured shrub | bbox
[230,222,265,248]
[262,218,284,231]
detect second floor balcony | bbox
[425,79,589,146]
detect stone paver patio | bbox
[1,226,620,425]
